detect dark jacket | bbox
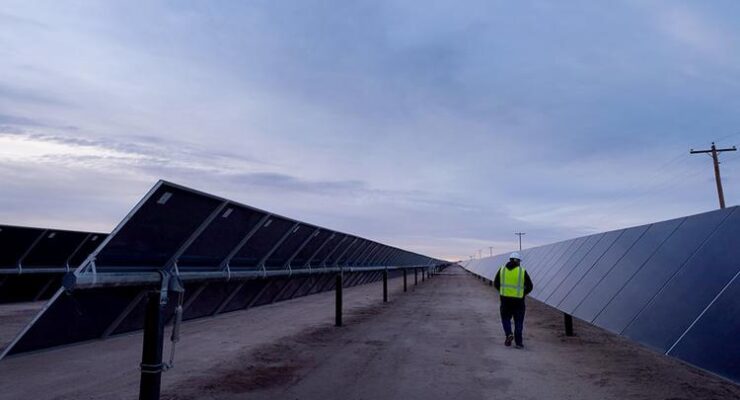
[493,260,534,299]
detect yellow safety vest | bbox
[499,265,526,298]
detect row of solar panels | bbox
[0,226,107,303]
[463,205,740,384]
[1,180,445,358]
[0,225,106,273]
[78,180,437,275]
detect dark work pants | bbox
[500,297,526,346]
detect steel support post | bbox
[414,268,418,285]
[403,269,407,292]
[335,274,343,327]
[139,291,165,400]
[564,313,574,337]
[422,269,425,282]
[383,269,388,303]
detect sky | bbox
[1,1,740,261]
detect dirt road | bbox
[1,266,737,399]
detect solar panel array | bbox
[0,225,106,303]
[463,206,740,384]
[1,180,444,358]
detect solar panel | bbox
[0,225,107,303]
[463,206,740,384]
[1,180,443,359]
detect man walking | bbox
[493,252,533,349]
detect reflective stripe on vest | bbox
[499,265,525,298]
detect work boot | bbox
[505,334,514,347]
[515,344,524,349]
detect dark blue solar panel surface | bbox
[68,233,106,268]
[558,229,625,313]
[264,224,315,268]
[309,234,345,268]
[0,226,44,269]
[570,225,649,320]
[542,233,604,303]
[535,237,587,298]
[547,232,615,307]
[462,206,740,384]
[179,205,267,269]
[622,207,740,352]
[291,230,330,267]
[601,207,732,340]
[668,271,740,382]
[96,185,222,270]
[24,230,89,269]
[531,239,578,297]
[590,217,684,331]
[232,217,294,269]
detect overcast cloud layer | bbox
[1,1,740,260]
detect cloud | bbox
[1,1,740,260]
[658,6,728,57]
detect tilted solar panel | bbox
[0,225,107,303]
[0,180,442,358]
[463,206,740,384]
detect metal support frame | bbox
[365,246,390,267]
[353,272,367,286]
[305,275,324,295]
[414,268,418,285]
[139,291,165,400]
[319,235,348,268]
[32,277,56,301]
[564,313,574,337]
[181,283,209,314]
[353,242,377,267]
[164,202,229,274]
[343,240,368,267]
[329,237,357,267]
[368,246,391,266]
[344,272,360,287]
[383,269,388,303]
[16,229,48,273]
[335,273,343,327]
[286,276,312,299]
[303,233,335,268]
[257,222,300,272]
[319,273,338,292]
[65,233,93,271]
[245,280,272,309]
[102,290,148,339]
[283,228,321,269]
[218,213,272,271]
[403,269,407,292]
[389,251,407,267]
[377,249,398,267]
[213,282,245,315]
[269,279,294,304]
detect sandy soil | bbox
[0,266,737,400]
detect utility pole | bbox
[514,232,526,251]
[488,246,493,257]
[690,142,737,209]
[478,249,482,259]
